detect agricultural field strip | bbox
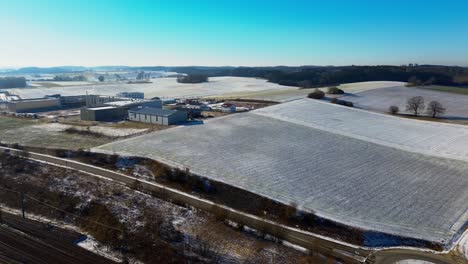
[340,85,468,119]
[95,108,468,243]
[254,98,468,162]
[6,77,296,100]
[209,81,406,102]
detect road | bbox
[0,212,114,264]
[1,146,467,264]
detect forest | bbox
[168,65,468,88]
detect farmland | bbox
[340,85,468,120]
[6,77,296,100]
[205,81,405,102]
[254,99,468,162]
[96,99,468,246]
[0,116,149,150]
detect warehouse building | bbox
[104,99,162,109]
[80,106,127,122]
[128,107,187,125]
[7,98,60,113]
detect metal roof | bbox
[129,107,178,117]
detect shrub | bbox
[307,89,325,99]
[327,87,345,94]
[330,98,353,107]
[389,105,399,115]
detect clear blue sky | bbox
[0,0,467,67]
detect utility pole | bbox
[20,192,25,219]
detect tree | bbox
[98,75,105,82]
[426,101,446,118]
[307,89,325,99]
[388,105,399,115]
[326,87,344,94]
[406,96,425,116]
[406,76,422,87]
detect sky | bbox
[0,0,467,67]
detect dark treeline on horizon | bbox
[3,65,468,88]
[169,65,468,88]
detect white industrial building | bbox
[128,107,187,126]
[7,98,60,113]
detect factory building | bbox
[116,92,144,99]
[80,106,128,122]
[128,107,187,125]
[104,99,162,109]
[7,98,61,113]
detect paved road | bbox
[0,212,114,264]
[1,146,466,264]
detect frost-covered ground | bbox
[7,77,296,100]
[0,116,148,149]
[340,85,468,119]
[3,158,306,263]
[6,78,404,102]
[254,99,468,162]
[96,99,468,245]
[36,123,147,137]
[206,81,405,102]
[31,81,94,86]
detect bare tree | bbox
[406,96,425,116]
[426,101,446,118]
[388,105,399,115]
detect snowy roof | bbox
[88,106,117,110]
[129,107,178,117]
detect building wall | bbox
[129,112,168,125]
[7,98,60,113]
[81,107,127,121]
[129,111,190,125]
[140,100,163,109]
[80,108,96,121]
[167,111,188,125]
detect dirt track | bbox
[0,212,114,264]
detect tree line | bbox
[176,74,209,84]
[168,65,468,88]
[389,96,446,118]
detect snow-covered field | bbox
[31,81,94,86]
[7,77,297,100]
[206,81,405,102]
[254,99,468,162]
[340,85,468,119]
[95,99,468,244]
[6,78,405,103]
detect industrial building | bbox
[80,106,128,122]
[104,99,162,109]
[7,98,60,113]
[128,107,187,125]
[116,92,144,99]
[79,99,163,122]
